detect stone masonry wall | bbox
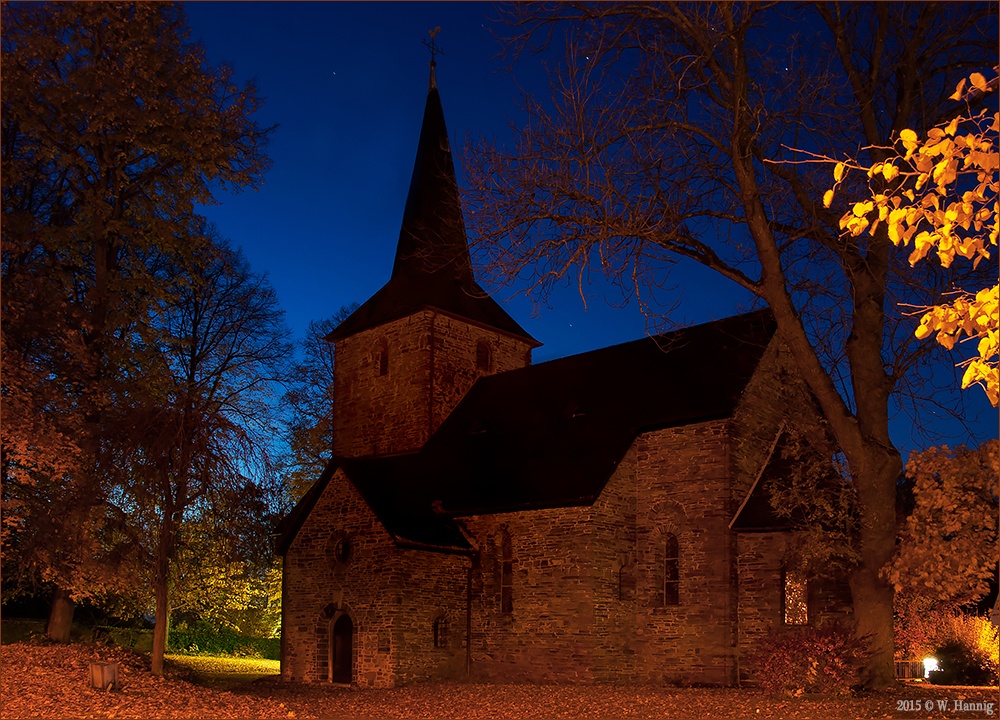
[333,311,532,458]
[735,531,785,682]
[429,312,533,437]
[588,445,639,682]
[393,546,470,685]
[462,505,601,683]
[735,531,853,683]
[728,338,823,507]
[459,452,640,685]
[633,420,737,686]
[460,422,751,687]
[282,468,470,687]
[333,314,433,457]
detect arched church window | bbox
[500,527,513,615]
[333,537,351,564]
[376,341,389,376]
[476,340,492,372]
[326,533,352,568]
[432,614,448,648]
[663,532,679,606]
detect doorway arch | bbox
[329,613,353,684]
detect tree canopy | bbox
[282,304,358,503]
[1,1,275,652]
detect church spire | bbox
[325,51,538,347]
[390,43,472,285]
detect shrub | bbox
[748,624,869,696]
[928,615,998,686]
[167,620,279,660]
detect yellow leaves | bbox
[899,128,919,153]
[826,69,999,406]
[914,285,1000,405]
[949,79,966,101]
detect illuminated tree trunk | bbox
[46,587,75,643]
[151,512,175,677]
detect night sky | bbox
[182,2,996,454]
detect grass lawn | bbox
[165,653,280,688]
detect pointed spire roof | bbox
[390,63,472,285]
[328,68,538,346]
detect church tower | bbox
[328,65,539,458]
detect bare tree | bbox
[282,304,358,502]
[121,233,291,676]
[464,2,996,687]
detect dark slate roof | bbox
[278,310,776,555]
[729,430,831,532]
[274,456,475,556]
[327,80,537,345]
[418,309,777,516]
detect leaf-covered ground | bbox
[2,642,998,720]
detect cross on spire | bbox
[423,27,442,88]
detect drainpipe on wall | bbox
[466,564,473,677]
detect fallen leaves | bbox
[2,642,998,719]
[0,643,294,719]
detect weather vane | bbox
[423,27,443,66]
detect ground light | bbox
[922,656,939,678]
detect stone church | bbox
[277,67,851,688]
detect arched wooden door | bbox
[330,614,353,684]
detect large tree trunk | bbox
[849,444,902,688]
[151,516,174,676]
[46,587,75,642]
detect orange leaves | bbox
[888,440,999,607]
[825,71,999,407]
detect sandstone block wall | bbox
[460,450,639,683]
[633,420,737,685]
[463,506,601,683]
[333,315,433,457]
[282,468,470,688]
[333,311,532,458]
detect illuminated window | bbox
[376,341,389,376]
[783,570,808,625]
[501,528,513,615]
[476,340,492,371]
[663,533,679,606]
[432,614,448,648]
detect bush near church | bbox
[927,615,999,686]
[747,623,869,696]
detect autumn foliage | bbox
[889,440,998,608]
[747,624,869,696]
[826,71,999,405]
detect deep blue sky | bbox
[183,2,996,452]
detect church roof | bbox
[327,77,537,345]
[277,309,776,555]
